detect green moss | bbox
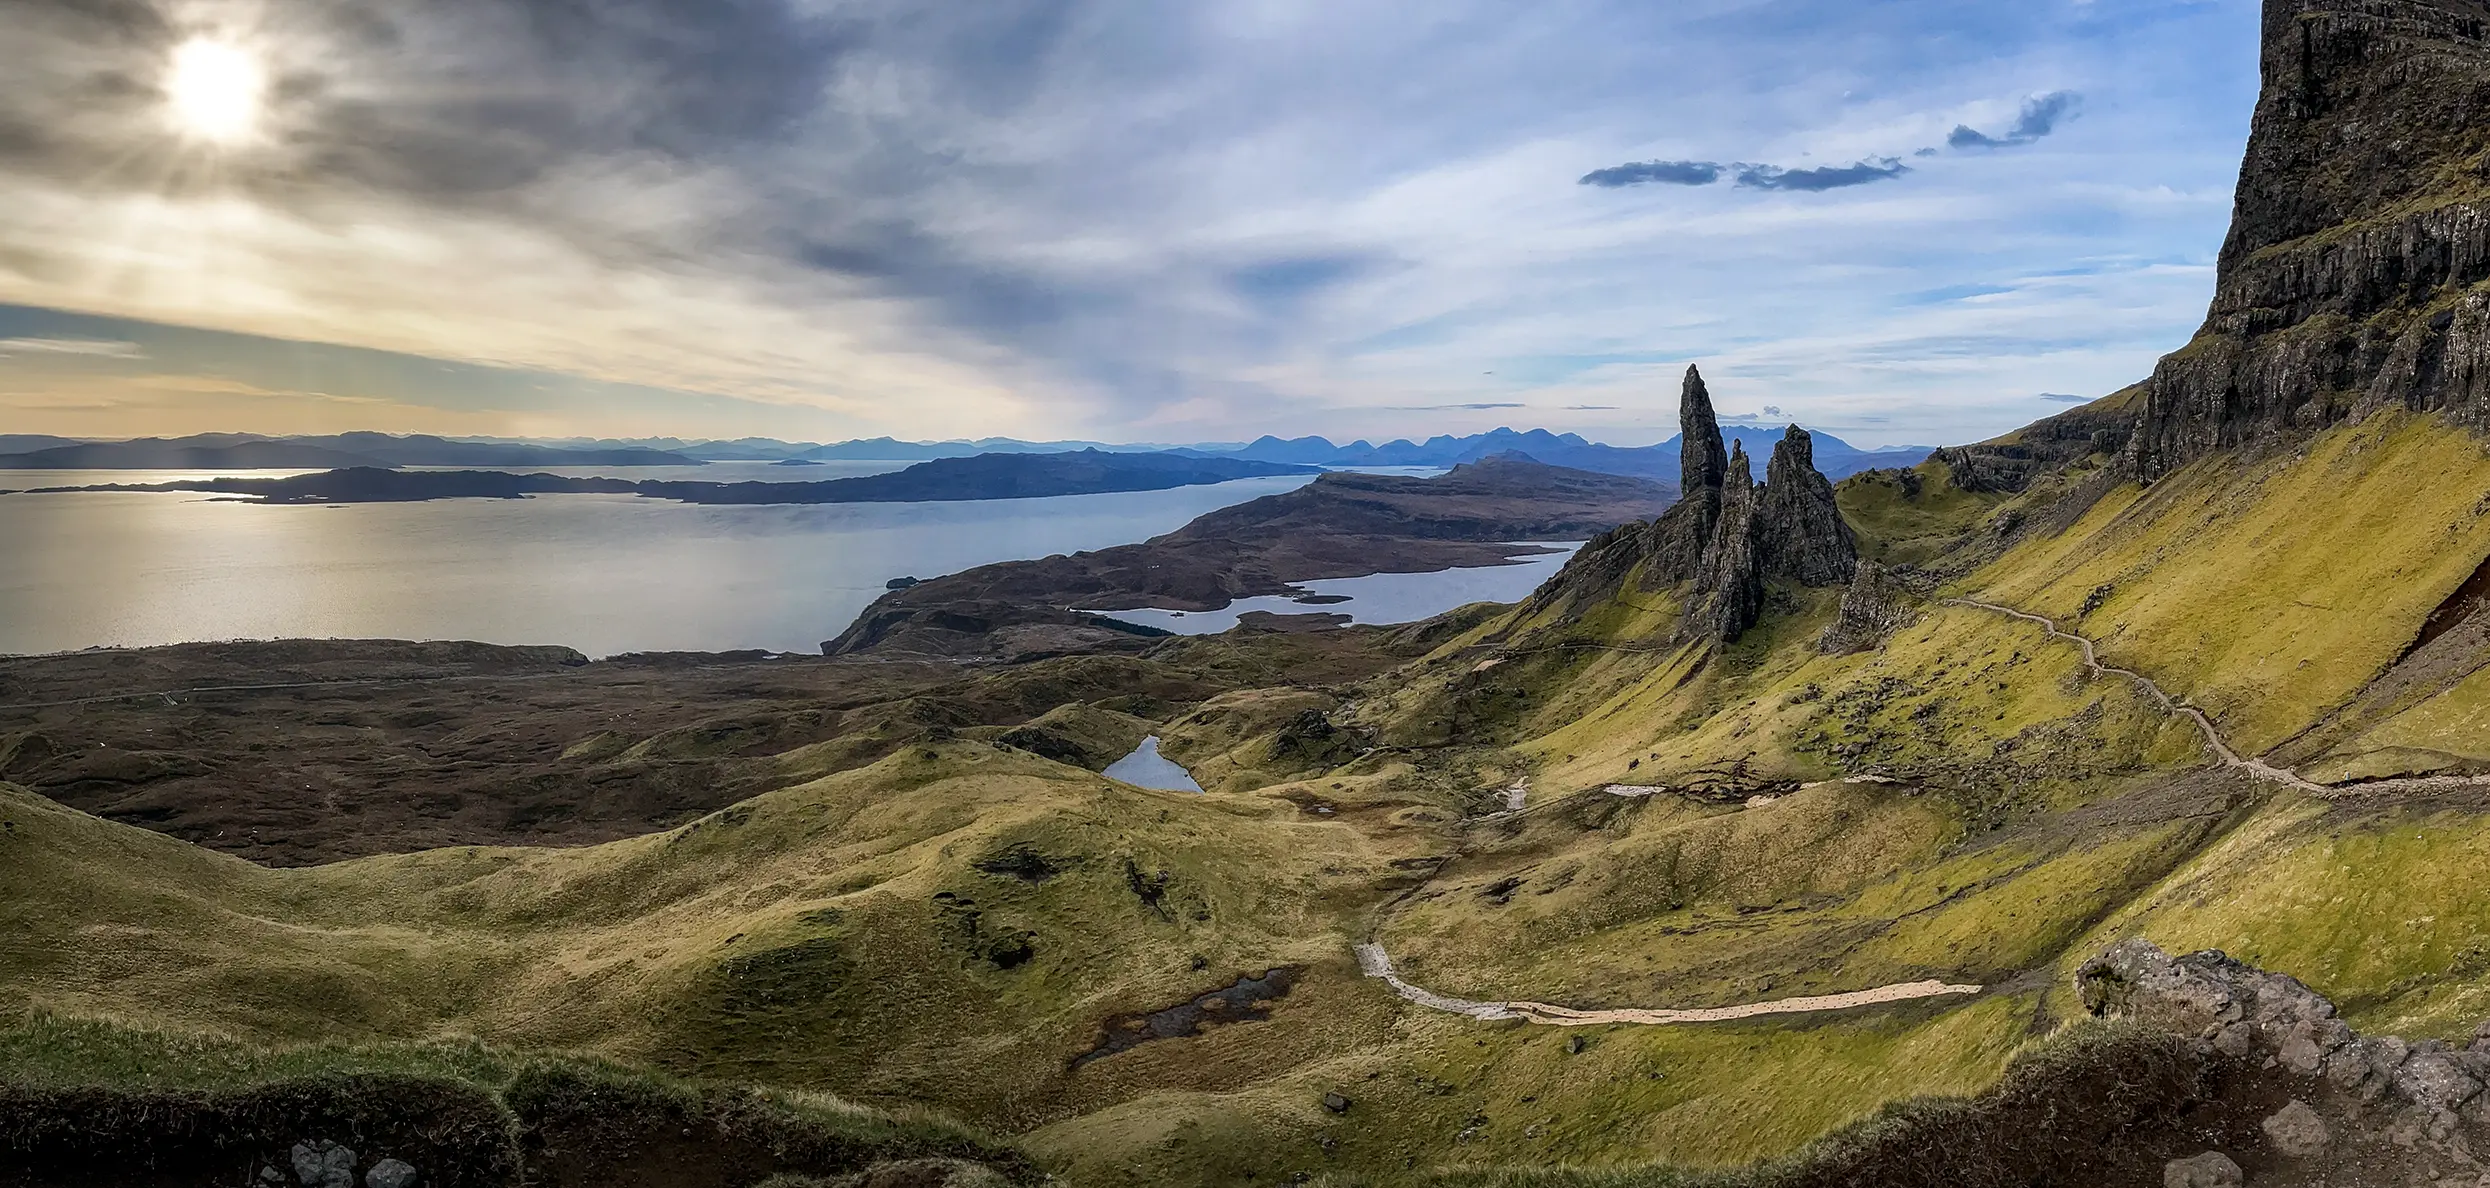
[1974,412,2490,754]
[1029,994,2034,1187]
[1835,463,2004,567]
[2083,795,2490,1037]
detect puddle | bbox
[1103,736,1203,792]
[1084,543,1582,636]
[1072,967,1303,1067]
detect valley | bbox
[15,2,2490,1186]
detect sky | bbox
[0,0,2261,449]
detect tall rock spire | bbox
[1757,426,1859,586]
[1535,369,1858,644]
[1679,365,1728,500]
[1687,442,1763,641]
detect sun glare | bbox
[165,38,267,144]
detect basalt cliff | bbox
[2132,0,2490,477]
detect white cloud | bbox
[0,337,145,358]
[0,0,2262,446]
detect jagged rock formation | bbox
[2131,0,2490,479]
[1528,365,1858,641]
[1687,444,1766,640]
[1678,365,1730,521]
[2080,939,2490,1183]
[1817,561,1918,655]
[1757,426,1858,583]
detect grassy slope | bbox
[1268,411,2490,1183]
[1028,995,2033,1187]
[11,414,2490,1186]
[0,743,1418,1129]
[2077,791,2490,1039]
[1972,411,2490,757]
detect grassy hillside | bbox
[10,413,2490,1185]
[0,742,1414,1129]
[1974,411,2490,758]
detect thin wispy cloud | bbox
[1580,160,1725,188]
[1736,159,1911,192]
[0,338,144,358]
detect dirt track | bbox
[1354,944,1981,1026]
[1949,598,2490,800]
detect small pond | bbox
[1103,736,1204,793]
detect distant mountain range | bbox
[22,451,1321,505]
[0,433,700,470]
[1193,426,1928,481]
[0,427,1931,481]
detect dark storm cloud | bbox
[1949,90,2081,149]
[1579,159,1724,188]
[1735,159,1909,191]
[282,0,853,198]
[0,0,855,200]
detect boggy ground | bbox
[0,627,1411,866]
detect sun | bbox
[164,37,268,145]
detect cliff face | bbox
[2133,0,2490,478]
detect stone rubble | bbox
[265,1142,418,1188]
[2084,939,2490,1182]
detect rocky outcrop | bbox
[1757,427,1858,585]
[1526,365,1861,642]
[1687,444,1766,641]
[2080,939,2490,1180]
[2130,0,2490,479]
[1678,365,1729,527]
[1818,561,1918,655]
[1675,402,1859,641]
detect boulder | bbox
[1817,561,1916,655]
[2260,1100,2328,1158]
[365,1159,418,1188]
[2163,1151,2244,1188]
[2394,1050,2483,1113]
[289,1141,356,1188]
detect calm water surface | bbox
[0,474,1321,657]
[1102,737,1204,793]
[1095,544,1582,635]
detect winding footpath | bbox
[1359,595,2490,1028]
[1944,598,2490,800]
[1357,944,1981,1026]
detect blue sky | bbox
[0,0,2259,447]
